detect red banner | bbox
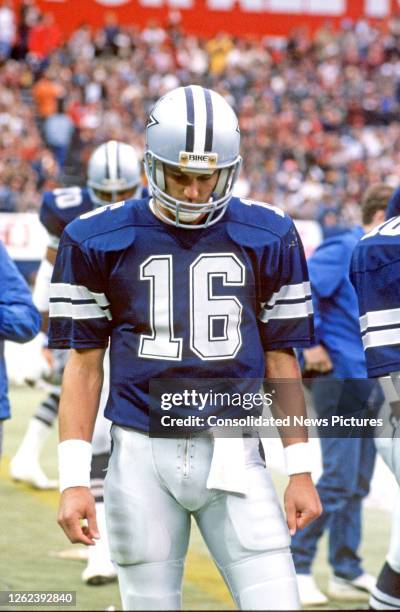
[15,0,393,39]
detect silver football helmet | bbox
[87,140,142,207]
[144,85,242,229]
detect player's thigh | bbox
[104,425,191,565]
[196,463,290,564]
[387,490,400,571]
[195,464,298,609]
[93,349,111,454]
[393,432,400,486]
[92,409,111,454]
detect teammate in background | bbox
[0,240,41,458]
[49,85,321,611]
[383,184,400,220]
[291,184,393,606]
[351,201,400,611]
[11,140,146,585]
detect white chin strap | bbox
[150,198,214,226]
[176,210,206,222]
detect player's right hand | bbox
[303,345,333,373]
[57,487,100,546]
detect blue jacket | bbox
[307,226,367,377]
[0,241,41,419]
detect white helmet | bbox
[144,85,242,229]
[87,140,142,207]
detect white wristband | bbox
[58,439,92,492]
[284,442,313,476]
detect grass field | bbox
[0,386,394,611]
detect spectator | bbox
[0,0,16,61]
[27,12,62,62]
[42,98,74,174]
[2,14,400,215]
[32,67,64,124]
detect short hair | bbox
[361,184,394,225]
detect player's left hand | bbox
[284,473,322,536]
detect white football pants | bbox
[376,375,400,572]
[91,350,111,455]
[104,426,300,611]
[376,375,400,486]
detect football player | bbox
[291,184,392,605]
[351,209,400,610]
[11,139,146,585]
[49,86,322,610]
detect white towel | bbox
[206,434,248,495]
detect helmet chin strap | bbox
[176,209,207,222]
[149,198,206,225]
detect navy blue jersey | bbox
[48,197,314,430]
[350,216,400,377]
[386,185,400,220]
[40,185,149,240]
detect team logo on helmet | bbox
[147,114,159,129]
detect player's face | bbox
[162,165,219,224]
[92,186,138,204]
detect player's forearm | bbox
[59,348,105,442]
[265,348,308,446]
[32,248,56,331]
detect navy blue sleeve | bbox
[350,233,400,377]
[257,223,315,350]
[40,188,89,238]
[48,229,112,350]
[0,242,41,343]
[386,186,400,220]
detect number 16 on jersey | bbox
[138,253,246,361]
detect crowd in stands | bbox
[2,0,400,231]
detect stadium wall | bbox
[14,0,394,38]
[0,213,46,279]
[0,212,321,265]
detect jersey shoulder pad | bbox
[40,187,93,237]
[64,200,136,252]
[353,239,395,274]
[227,197,293,247]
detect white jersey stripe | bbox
[259,299,313,323]
[363,328,400,350]
[261,281,312,309]
[49,301,112,321]
[192,85,207,153]
[50,283,110,307]
[360,307,400,333]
